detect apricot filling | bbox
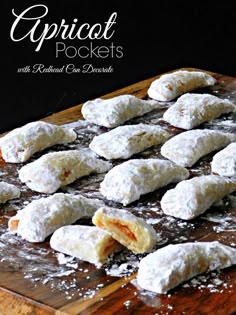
[166,84,173,91]
[95,218,105,229]
[9,219,20,231]
[103,239,117,256]
[0,149,6,165]
[63,169,71,177]
[108,220,137,241]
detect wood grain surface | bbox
[0,68,236,315]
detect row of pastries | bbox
[1,70,236,294]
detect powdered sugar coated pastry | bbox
[100,159,189,205]
[0,121,77,163]
[81,94,157,128]
[161,175,236,220]
[211,142,236,177]
[148,70,216,101]
[50,225,123,267]
[89,124,171,159]
[0,182,20,204]
[19,149,112,194]
[163,93,236,129]
[93,206,158,253]
[137,241,236,294]
[161,129,236,167]
[8,193,105,242]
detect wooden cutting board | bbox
[0,68,236,315]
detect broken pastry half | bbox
[161,129,236,167]
[137,241,236,294]
[19,148,112,194]
[0,181,20,204]
[163,93,235,130]
[8,193,104,242]
[148,70,216,101]
[89,123,171,160]
[161,175,236,220]
[92,206,158,254]
[50,225,123,267]
[100,158,189,205]
[0,121,77,163]
[81,94,158,128]
[211,142,236,177]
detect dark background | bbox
[2,0,236,133]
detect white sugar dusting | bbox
[62,120,102,134]
[62,120,90,129]
[146,218,162,225]
[105,250,141,278]
[182,271,233,294]
[0,88,236,309]
[201,195,236,232]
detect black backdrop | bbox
[2,0,236,133]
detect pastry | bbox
[161,175,236,220]
[163,93,235,129]
[8,193,105,242]
[0,121,77,163]
[89,123,171,159]
[211,142,236,177]
[81,94,157,128]
[137,241,236,294]
[92,206,157,253]
[148,70,216,101]
[19,149,112,193]
[161,129,236,167]
[100,158,189,205]
[50,225,123,267]
[0,182,20,204]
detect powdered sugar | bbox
[201,195,236,233]
[0,83,236,311]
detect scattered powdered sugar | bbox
[204,118,236,128]
[216,120,236,127]
[56,252,79,269]
[146,217,162,225]
[150,118,166,124]
[0,88,236,310]
[202,111,236,132]
[132,269,233,305]
[105,250,141,277]
[213,225,236,233]
[0,226,80,294]
[124,300,132,309]
[182,271,234,294]
[63,120,103,136]
[201,195,236,233]
[106,261,139,277]
[131,279,174,311]
[62,120,91,130]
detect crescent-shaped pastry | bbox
[148,70,216,101]
[161,129,236,167]
[8,193,105,242]
[0,121,77,163]
[92,206,158,254]
[211,142,236,177]
[50,225,123,267]
[100,159,189,205]
[81,94,157,128]
[163,93,235,129]
[137,241,236,294]
[160,175,236,220]
[19,149,112,194]
[89,124,171,160]
[0,182,20,204]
